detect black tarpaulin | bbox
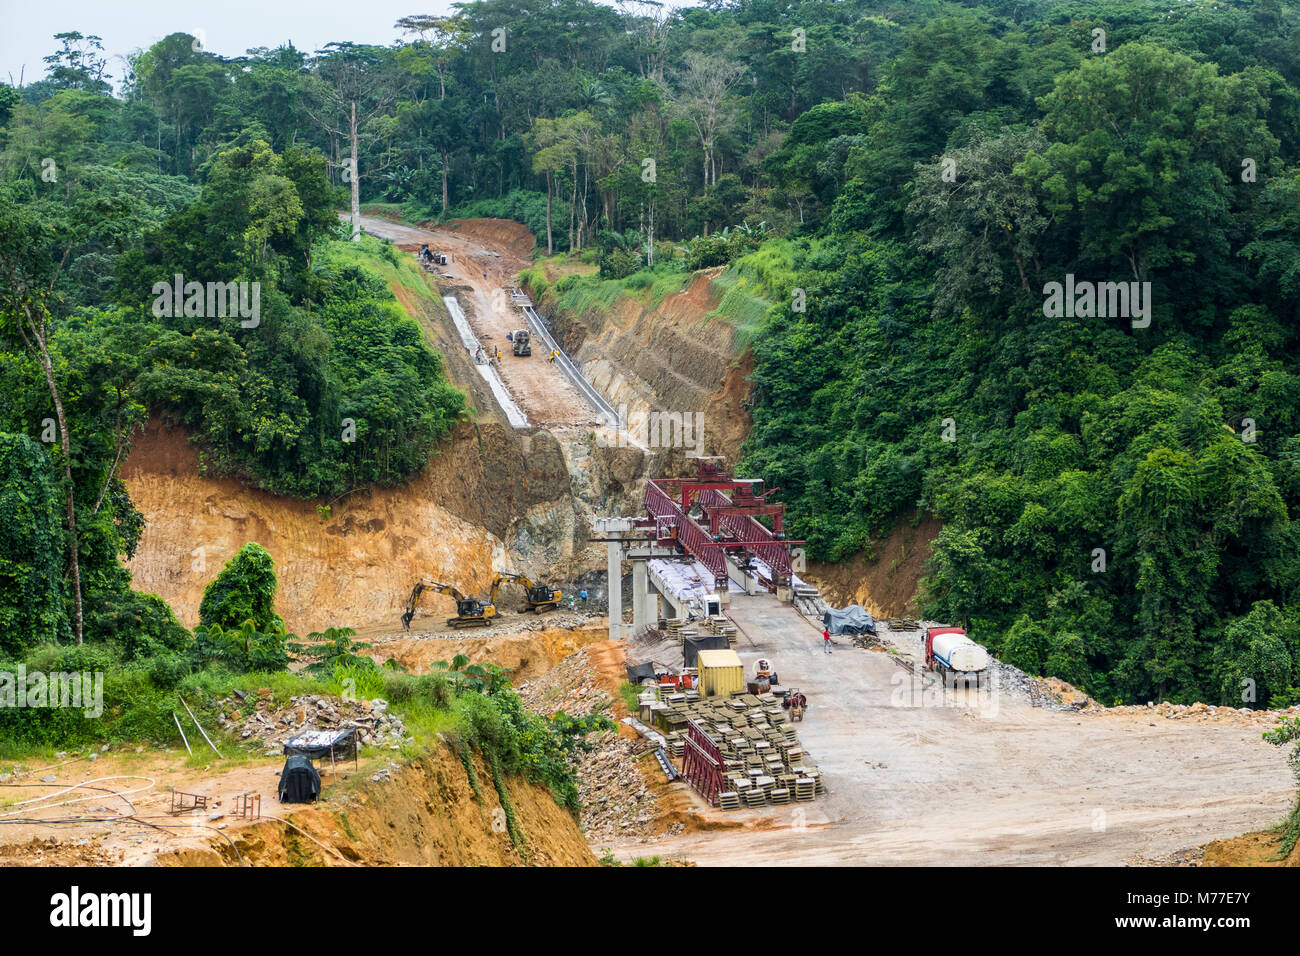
[683,633,730,668]
[278,755,321,804]
[625,661,657,684]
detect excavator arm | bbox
[401,579,467,630]
[490,571,564,613]
[488,572,522,606]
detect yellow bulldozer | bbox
[400,579,497,630]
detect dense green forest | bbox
[5,0,1300,710]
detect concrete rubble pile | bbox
[519,647,671,844]
[214,690,412,755]
[574,731,667,845]
[987,661,1092,712]
[517,647,612,717]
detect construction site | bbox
[3,214,1297,871]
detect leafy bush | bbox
[328,660,385,700]
[598,246,642,280]
[0,434,67,653]
[199,543,282,632]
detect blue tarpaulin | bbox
[823,605,877,635]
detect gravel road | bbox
[614,593,1294,865]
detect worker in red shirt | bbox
[822,627,832,654]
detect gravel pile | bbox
[1101,699,1300,726]
[400,610,597,640]
[517,646,612,717]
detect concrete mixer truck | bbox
[924,626,991,688]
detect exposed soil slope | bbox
[122,417,571,634]
[1203,825,1300,866]
[0,738,594,867]
[366,621,608,683]
[161,744,595,867]
[536,271,752,464]
[804,514,942,617]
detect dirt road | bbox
[355,216,599,428]
[615,594,1295,865]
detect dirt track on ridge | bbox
[356,216,599,428]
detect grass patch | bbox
[537,262,691,321]
[705,268,774,355]
[597,849,667,867]
[315,234,442,310]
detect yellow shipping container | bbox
[696,649,745,698]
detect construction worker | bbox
[822,626,832,654]
[475,346,483,364]
[548,349,558,363]
[495,346,502,365]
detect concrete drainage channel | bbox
[520,303,619,423]
[443,295,529,428]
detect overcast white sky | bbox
[1,0,472,87]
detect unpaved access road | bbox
[617,593,1295,865]
[354,216,599,428]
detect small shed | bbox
[696,649,744,698]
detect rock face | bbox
[532,270,754,466]
[121,417,584,635]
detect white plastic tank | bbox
[932,632,990,672]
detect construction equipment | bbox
[924,626,991,687]
[510,328,532,356]
[490,571,562,613]
[655,666,697,691]
[755,657,780,686]
[782,688,807,722]
[401,579,497,629]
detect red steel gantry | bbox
[642,458,803,592]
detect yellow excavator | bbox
[401,579,497,630]
[490,572,564,613]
